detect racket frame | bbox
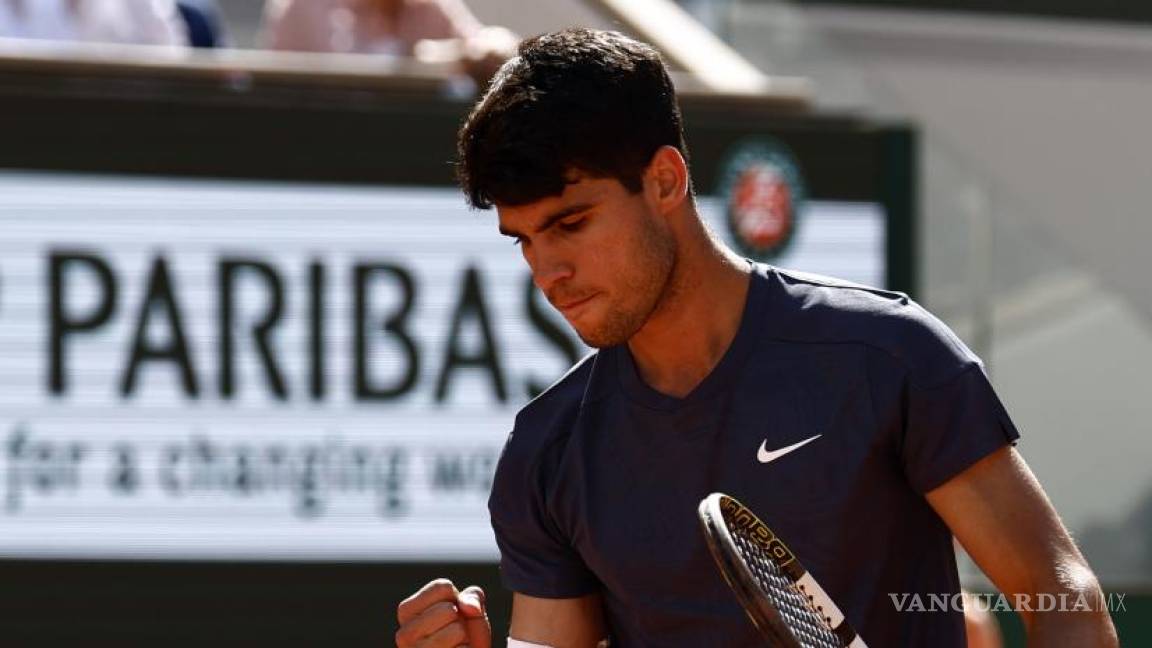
[697,492,866,648]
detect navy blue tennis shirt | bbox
[488,264,1020,646]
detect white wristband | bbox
[507,639,609,648]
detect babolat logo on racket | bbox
[699,493,868,647]
[720,496,796,566]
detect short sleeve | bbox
[902,362,1021,493]
[487,434,600,598]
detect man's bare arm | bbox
[509,592,608,648]
[926,446,1118,646]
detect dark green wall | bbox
[0,559,510,646]
[989,590,1150,646]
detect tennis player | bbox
[395,28,1118,647]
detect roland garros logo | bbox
[717,138,807,261]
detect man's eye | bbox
[559,218,585,232]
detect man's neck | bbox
[626,236,752,399]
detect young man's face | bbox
[496,172,677,348]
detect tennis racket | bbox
[697,492,867,648]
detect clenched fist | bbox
[396,579,491,648]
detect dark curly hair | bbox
[456,28,690,209]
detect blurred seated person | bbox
[261,0,515,83]
[176,0,229,48]
[0,0,187,46]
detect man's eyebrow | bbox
[498,202,596,238]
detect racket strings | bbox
[732,532,842,648]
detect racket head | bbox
[697,492,866,648]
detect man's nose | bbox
[527,246,574,294]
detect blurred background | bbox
[0,0,1148,646]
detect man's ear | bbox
[645,145,690,214]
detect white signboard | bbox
[0,172,883,560]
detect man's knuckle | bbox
[430,600,458,619]
[400,579,458,623]
[423,579,455,600]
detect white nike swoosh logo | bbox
[757,434,822,464]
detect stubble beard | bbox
[574,216,678,349]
